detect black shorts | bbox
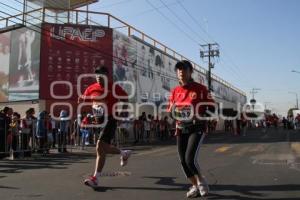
[98,116,117,144]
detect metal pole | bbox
[22,0,27,25]
[208,44,211,91]
[296,93,299,109]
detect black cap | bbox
[94,66,109,74]
[174,60,193,71]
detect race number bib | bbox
[92,104,105,118]
[174,105,193,122]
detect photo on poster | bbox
[0,32,10,102]
[113,31,137,102]
[8,26,40,101]
[136,39,178,104]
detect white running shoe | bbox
[84,176,98,188]
[120,150,132,167]
[198,181,209,196]
[186,185,199,198]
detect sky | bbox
[1,0,300,116]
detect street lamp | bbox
[288,92,299,109]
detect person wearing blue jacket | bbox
[36,111,48,154]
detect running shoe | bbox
[120,150,132,167]
[186,185,199,198]
[198,180,209,196]
[84,176,98,188]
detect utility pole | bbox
[200,43,220,91]
[250,88,260,99]
[288,92,299,109]
[249,88,260,109]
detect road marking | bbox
[137,146,175,156]
[154,148,177,156]
[248,144,266,153]
[215,146,232,153]
[83,171,131,177]
[231,146,251,156]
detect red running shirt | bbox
[168,81,215,122]
[81,82,127,116]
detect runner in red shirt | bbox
[79,66,132,188]
[168,60,215,198]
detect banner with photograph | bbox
[111,32,188,104]
[113,30,246,107]
[212,79,246,105]
[8,26,41,101]
[0,32,10,102]
[40,23,113,100]
[112,30,137,103]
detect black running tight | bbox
[177,132,205,178]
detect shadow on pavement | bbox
[0,185,19,190]
[0,153,95,174]
[92,182,300,199]
[93,185,188,192]
[93,176,189,192]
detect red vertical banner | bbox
[40,23,113,101]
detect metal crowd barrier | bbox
[0,117,174,160]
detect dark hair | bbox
[94,66,109,74]
[13,112,20,119]
[2,106,10,113]
[174,60,193,72]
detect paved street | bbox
[1,128,300,200]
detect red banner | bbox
[40,23,113,101]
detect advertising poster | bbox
[0,32,10,102]
[212,79,246,105]
[40,23,113,100]
[113,30,246,107]
[9,27,41,101]
[112,31,137,103]
[133,36,178,105]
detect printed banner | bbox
[40,23,113,100]
[8,27,41,101]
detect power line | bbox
[95,0,136,9]
[176,0,255,89]
[145,0,201,46]
[125,0,252,91]
[158,0,208,44]
[125,0,187,19]
[176,0,214,43]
